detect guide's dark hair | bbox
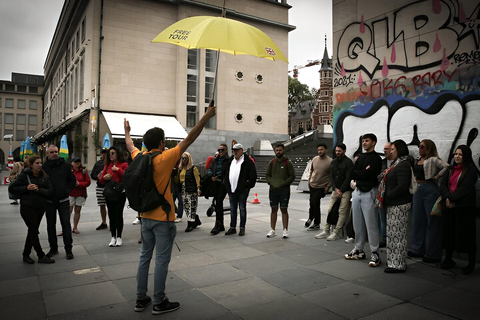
[143,127,165,151]
[362,133,377,142]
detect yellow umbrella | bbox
[152,15,287,100]
[152,16,287,62]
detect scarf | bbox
[375,157,402,208]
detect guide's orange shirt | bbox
[131,146,180,222]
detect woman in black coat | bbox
[9,155,55,264]
[440,145,478,275]
[378,140,413,273]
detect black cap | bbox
[71,157,81,162]
[100,148,108,154]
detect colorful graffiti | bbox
[333,0,480,170]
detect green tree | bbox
[288,76,316,109]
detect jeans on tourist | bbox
[46,200,72,251]
[137,218,176,305]
[229,189,250,229]
[378,207,387,243]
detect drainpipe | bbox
[96,0,104,149]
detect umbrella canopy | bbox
[20,141,25,160]
[141,142,147,152]
[103,133,111,149]
[60,135,69,160]
[152,16,287,62]
[24,137,33,159]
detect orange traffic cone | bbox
[249,193,260,204]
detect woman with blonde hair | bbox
[176,152,202,232]
[408,139,449,263]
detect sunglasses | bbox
[109,152,116,155]
[418,145,426,149]
[217,149,225,152]
[182,157,188,160]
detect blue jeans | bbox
[351,188,379,252]
[46,200,72,251]
[229,189,250,229]
[410,181,442,259]
[378,207,387,243]
[136,218,176,305]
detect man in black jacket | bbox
[223,143,257,236]
[91,148,108,230]
[43,145,76,259]
[208,144,229,235]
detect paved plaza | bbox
[0,182,478,319]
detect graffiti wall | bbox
[333,0,480,170]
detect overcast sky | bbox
[0,0,331,90]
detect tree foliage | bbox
[288,76,316,109]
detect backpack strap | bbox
[148,151,169,196]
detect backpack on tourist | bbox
[123,151,171,214]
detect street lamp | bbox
[4,134,14,170]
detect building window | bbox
[187,75,197,102]
[0,98,2,107]
[74,66,79,108]
[186,105,197,127]
[205,49,217,72]
[187,49,199,127]
[204,77,214,103]
[71,40,75,59]
[6,99,13,108]
[81,18,86,41]
[17,114,26,125]
[29,100,37,110]
[5,113,14,124]
[29,86,38,93]
[18,99,26,109]
[28,115,37,125]
[5,84,14,91]
[16,130,25,141]
[67,46,70,65]
[79,58,84,102]
[17,85,27,93]
[324,103,328,112]
[76,30,80,51]
[187,49,198,70]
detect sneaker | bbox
[96,223,108,230]
[10,201,18,205]
[23,255,34,264]
[152,298,180,315]
[344,237,354,244]
[327,232,339,241]
[304,218,313,228]
[109,237,117,247]
[132,217,141,225]
[174,217,182,223]
[38,256,55,264]
[315,230,330,239]
[225,228,236,235]
[134,296,152,312]
[66,250,74,260]
[266,230,276,238]
[307,224,320,231]
[238,229,245,236]
[369,251,381,267]
[345,249,366,260]
[116,237,123,247]
[282,229,289,239]
[46,249,59,257]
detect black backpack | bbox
[123,151,171,214]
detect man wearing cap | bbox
[43,145,76,260]
[91,148,108,230]
[223,143,257,236]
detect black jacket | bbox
[91,159,105,188]
[330,155,354,193]
[9,168,53,208]
[440,164,478,208]
[352,151,382,192]
[223,154,257,194]
[384,160,413,206]
[42,157,76,202]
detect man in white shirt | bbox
[223,143,257,236]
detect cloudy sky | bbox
[0,0,331,90]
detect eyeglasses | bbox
[418,145,426,149]
[182,157,188,160]
[217,149,225,152]
[109,152,116,155]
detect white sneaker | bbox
[345,237,354,244]
[266,230,276,238]
[282,229,289,239]
[109,237,116,247]
[116,237,122,247]
[327,232,339,241]
[315,230,330,239]
[132,218,141,225]
[174,217,182,223]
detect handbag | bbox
[409,167,418,194]
[430,196,443,216]
[326,198,341,225]
[103,180,124,201]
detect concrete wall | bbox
[332,0,480,168]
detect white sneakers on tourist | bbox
[109,237,116,247]
[282,229,289,239]
[266,230,276,238]
[174,215,182,223]
[132,217,141,225]
[327,232,339,241]
[345,237,354,244]
[315,230,330,239]
[116,237,122,247]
